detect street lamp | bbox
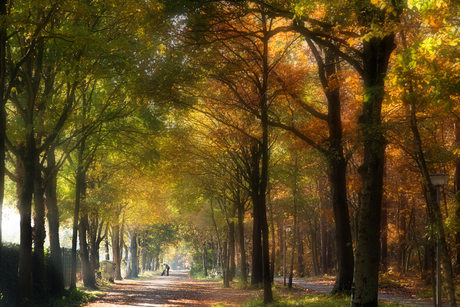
[283,225,292,286]
[429,173,449,307]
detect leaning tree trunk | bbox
[408,93,457,307]
[306,39,355,293]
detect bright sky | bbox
[2,205,73,248]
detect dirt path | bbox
[84,270,258,307]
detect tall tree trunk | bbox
[237,198,247,283]
[0,0,7,294]
[202,242,208,276]
[222,241,230,287]
[398,197,407,274]
[288,172,298,288]
[250,142,263,285]
[33,163,46,297]
[260,17,272,303]
[320,178,329,275]
[112,223,122,280]
[269,200,276,282]
[17,141,35,307]
[80,213,96,288]
[297,227,305,277]
[229,221,236,281]
[70,138,86,290]
[454,121,460,275]
[351,34,394,307]
[45,145,64,294]
[306,40,355,293]
[129,231,139,278]
[381,198,388,272]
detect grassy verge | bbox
[31,288,96,307]
[237,294,410,306]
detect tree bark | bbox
[380,198,388,272]
[70,138,86,290]
[454,121,460,275]
[17,142,35,307]
[112,223,122,280]
[237,197,247,283]
[129,231,139,278]
[250,142,263,285]
[45,145,64,294]
[80,213,96,288]
[351,33,394,307]
[229,221,236,281]
[202,242,208,276]
[0,0,7,294]
[33,157,46,296]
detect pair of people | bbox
[161,263,170,276]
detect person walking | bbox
[164,263,170,276]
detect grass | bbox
[31,288,96,307]
[235,294,410,307]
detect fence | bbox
[61,247,82,286]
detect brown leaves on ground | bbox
[84,271,258,307]
[84,271,322,307]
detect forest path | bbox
[83,270,257,307]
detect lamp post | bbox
[429,173,449,307]
[283,225,292,286]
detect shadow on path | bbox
[85,270,217,307]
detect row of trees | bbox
[0,1,182,306]
[1,1,460,307]
[153,1,460,307]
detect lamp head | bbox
[430,173,449,187]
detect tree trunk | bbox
[351,34,394,307]
[70,138,86,290]
[113,223,122,280]
[269,201,276,281]
[454,121,460,275]
[306,40,355,294]
[33,161,46,296]
[237,198,247,283]
[222,241,230,287]
[250,142,263,285]
[297,227,305,277]
[0,0,7,293]
[229,221,235,281]
[127,230,139,278]
[381,197,388,272]
[398,196,407,273]
[17,143,35,307]
[80,213,96,288]
[202,242,208,276]
[45,146,64,294]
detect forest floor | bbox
[83,270,443,306]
